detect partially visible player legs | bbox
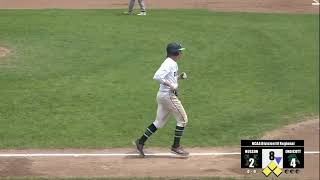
[135,94,170,157]
[126,0,136,14]
[173,126,185,148]
[138,123,157,145]
[137,0,147,15]
[134,123,157,157]
[169,95,189,156]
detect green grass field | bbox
[0,10,318,148]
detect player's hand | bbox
[170,84,178,90]
[179,72,187,80]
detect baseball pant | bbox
[153,91,188,128]
[128,0,146,12]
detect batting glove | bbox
[179,72,187,80]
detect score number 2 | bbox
[249,158,255,168]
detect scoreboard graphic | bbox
[241,140,304,177]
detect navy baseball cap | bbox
[166,42,186,54]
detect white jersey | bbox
[153,57,178,92]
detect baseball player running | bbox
[125,0,147,16]
[135,42,189,157]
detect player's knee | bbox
[177,122,187,127]
[177,116,188,127]
[153,120,165,129]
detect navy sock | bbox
[139,123,157,144]
[172,126,184,148]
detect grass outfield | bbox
[0,10,318,148]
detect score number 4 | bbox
[290,158,297,168]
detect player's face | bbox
[176,51,182,60]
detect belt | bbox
[158,90,178,96]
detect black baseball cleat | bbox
[171,146,189,157]
[134,139,145,157]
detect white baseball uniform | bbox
[128,0,146,13]
[152,57,188,128]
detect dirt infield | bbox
[0,0,319,13]
[0,118,319,179]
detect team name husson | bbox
[251,141,295,146]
